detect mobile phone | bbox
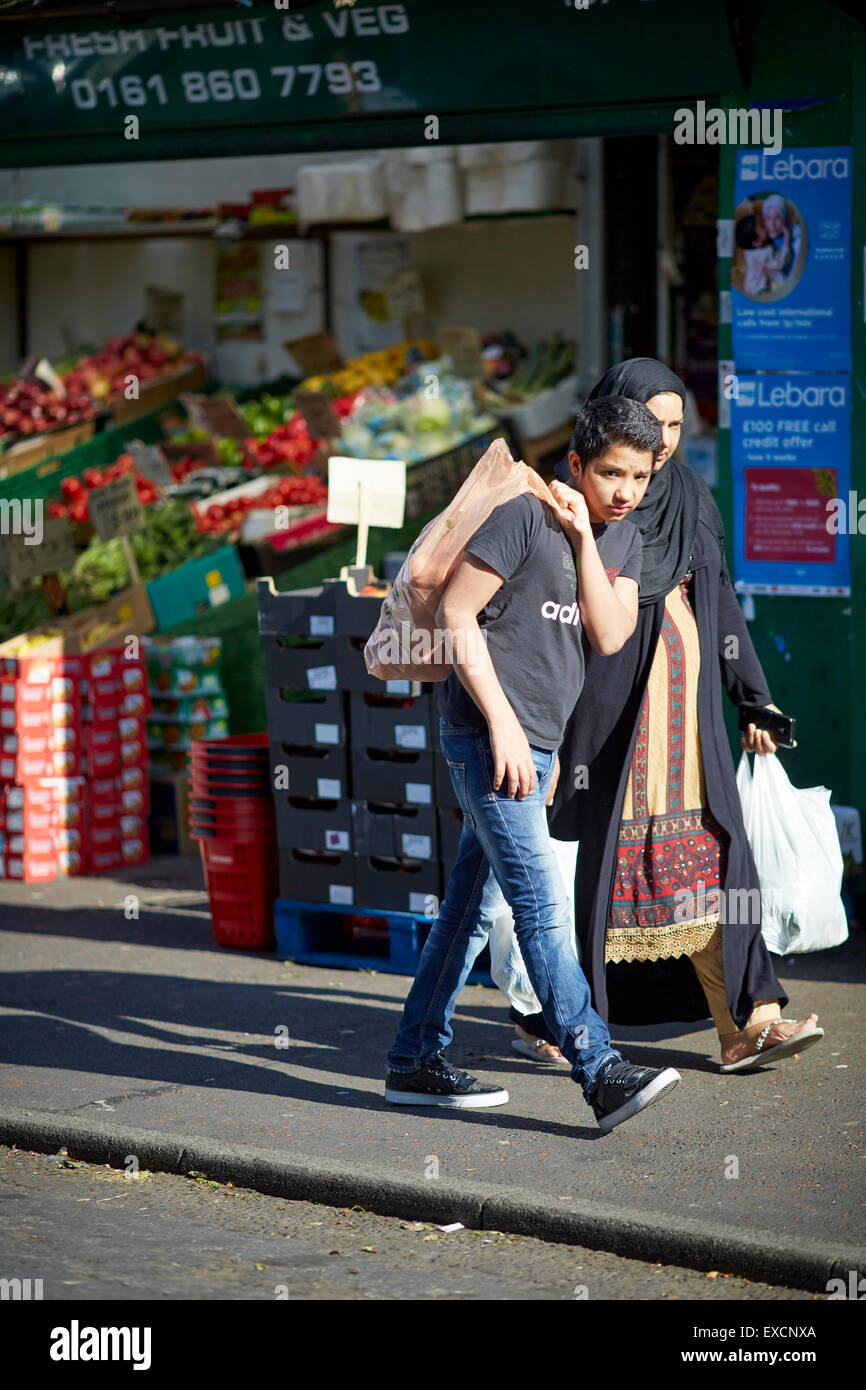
[737,702,797,748]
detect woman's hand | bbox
[741,702,783,757]
[490,714,537,799]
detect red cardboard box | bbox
[0,691,79,731]
[3,851,57,882]
[0,745,81,781]
[120,785,148,816]
[89,848,122,873]
[120,765,147,791]
[120,688,151,718]
[121,836,148,866]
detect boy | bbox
[384,396,682,1132]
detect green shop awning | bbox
[0,0,744,167]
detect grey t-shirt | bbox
[438,494,643,750]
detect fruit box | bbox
[110,359,208,427]
[147,546,245,630]
[0,585,155,658]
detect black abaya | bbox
[548,520,787,1030]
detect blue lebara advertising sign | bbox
[731,146,852,371]
[730,372,851,596]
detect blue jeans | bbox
[387,721,621,1100]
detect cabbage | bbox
[402,393,453,433]
[338,423,374,456]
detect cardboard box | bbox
[350,747,435,805]
[269,742,348,802]
[274,793,353,852]
[0,584,155,659]
[277,846,355,906]
[351,800,438,861]
[0,699,79,734]
[0,743,81,781]
[354,853,442,916]
[110,358,208,426]
[349,690,433,756]
[266,686,346,747]
[0,418,96,479]
[147,545,245,631]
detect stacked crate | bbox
[0,647,150,881]
[259,575,443,915]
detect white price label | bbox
[394,724,427,750]
[385,680,411,694]
[409,892,430,916]
[317,778,342,799]
[309,615,334,636]
[404,782,432,805]
[402,833,432,860]
[329,884,354,906]
[325,830,350,851]
[208,583,231,608]
[314,723,340,745]
[307,665,338,691]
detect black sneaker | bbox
[385,1055,509,1108]
[589,1059,681,1133]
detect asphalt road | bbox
[0,1147,820,1302]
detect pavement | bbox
[0,855,864,1295]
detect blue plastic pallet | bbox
[274,898,494,987]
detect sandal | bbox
[720,1015,824,1073]
[511,1031,571,1066]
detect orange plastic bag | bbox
[364,437,568,682]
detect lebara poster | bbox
[731,146,851,371]
[731,372,850,596]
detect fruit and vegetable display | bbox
[0,376,97,447]
[0,500,217,638]
[481,335,575,406]
[194,473,328,537]
[48,454,161,525]
[299,339,436,395]
[333,368,497,464]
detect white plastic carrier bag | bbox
[736,752,848,955]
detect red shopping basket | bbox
[198,834,278,949]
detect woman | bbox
[761,194,801,280]
[498,357,822,1072]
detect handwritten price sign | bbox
[88,472,145,542]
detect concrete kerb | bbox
[1,1107,863,1295]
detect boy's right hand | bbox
[490,716,537,799]
[549,480,591,537]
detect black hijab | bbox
[555,357,726,605]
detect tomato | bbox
[69,500,90,523]
[83,468,104,489]
[47,502,68,519]
[207,505,226,524]
[60,477,84,500]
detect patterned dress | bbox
[605,572,729,965]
